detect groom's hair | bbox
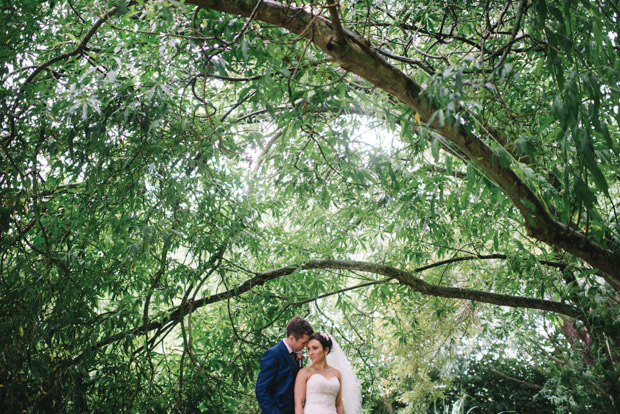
[286,316,314,339]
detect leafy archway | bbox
[1,0,619,412]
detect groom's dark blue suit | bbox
[256,340,300,414]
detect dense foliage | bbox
[441,355,556,413]
[1,0,619,412]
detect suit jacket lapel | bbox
[279,340,298,372]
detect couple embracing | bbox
[255,316,362,414]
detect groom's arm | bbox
[255,348,282,414]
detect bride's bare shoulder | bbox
[297,367,311,379]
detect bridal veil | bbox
[324,334,362,414]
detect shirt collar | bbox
[283,337,293,353]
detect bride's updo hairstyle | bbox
[310,332,333,354]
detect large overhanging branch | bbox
[275,259,580,318]
[187,0,620,284]
[86,257,581,362]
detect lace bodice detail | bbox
[304,374,340,414]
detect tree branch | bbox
[490,368,543,390]
[21,5,119,87]
[246,128,285,196]
[187,0,620,284]
[87,256,582,361]
[326,1,345,45]
[485,0,528,72]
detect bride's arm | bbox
[294,368,309,414]
[335,372,344,414]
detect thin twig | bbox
[22,5,118,86]
[232,0,264,43]
[486,0,528,72]
[490,368,543,390]
[376,48,436,75]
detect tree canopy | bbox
[1,0,619,412]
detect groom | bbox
[255,316,314,414]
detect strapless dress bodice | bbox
[304,374,340,414]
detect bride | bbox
[294,332,362,414]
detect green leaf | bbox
[581,133,609,193]
[116,0,128,15]
[241,38,250,62]
[573,176,596,210]
[431,136,440,161]
[551,96,566,126]
[535,0,548,28]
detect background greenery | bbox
[1,0,619,412]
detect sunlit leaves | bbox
[2,0,620,412]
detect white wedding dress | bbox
[303,374,340,414]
